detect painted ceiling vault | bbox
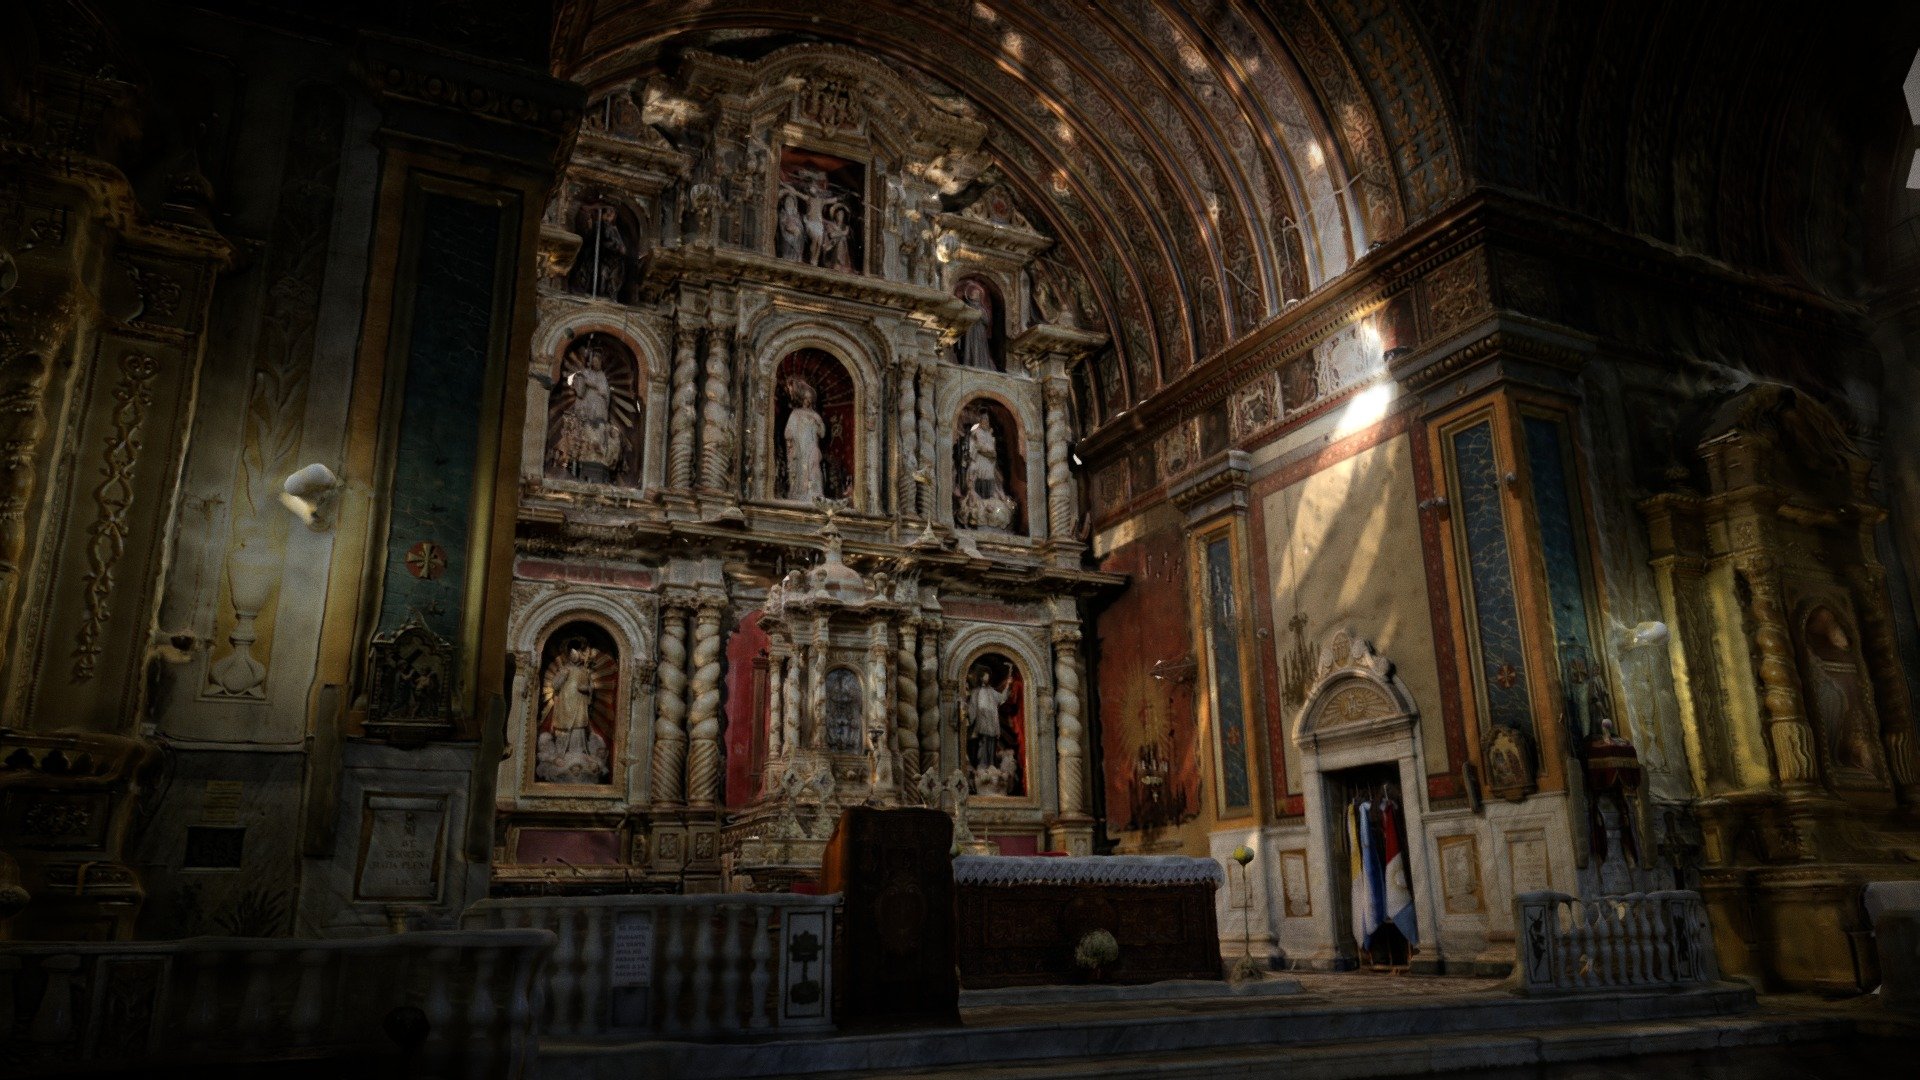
[552,0,1465,424]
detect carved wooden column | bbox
[808,615,829,750]
[895,617,920,778]
[0,284,76,651]
[1735,553,1819,790]
[895,357,918,518]
[1848,563,1920,795]
[1043,376,1075,540]
[918,618,942,774]
[866,620,896,797]
[668,323,700,490]
[1051,623,1087,817]
[699,317,735,494]
[916,357,939,520]
[686,590,727,808]
[782,651,803,755]
[652,600,691,806]
[766,641,788,761]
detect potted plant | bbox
[1074,929,1120,983]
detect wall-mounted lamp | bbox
[280,463,344,532]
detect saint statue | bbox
[569,202,628,300]
[536,638,611,784]
[777,192,806,262]
[956,404,1018,530]
[783,376,827,502]
[966,663,1020,795]
[548,342,628,483]
[823,204,855,272]
[954,279,996,369]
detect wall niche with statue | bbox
[953,397,1025,533]
[774,347,857,504]
[544,333,643,487]
[534,619,622,787]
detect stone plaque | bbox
[202,780,243,825]
[611,911,655,986]
[1506,829,1550,899]
[354,793,447,902]
[1438,834,1485,914]
[1278,849,1311,917]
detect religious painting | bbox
[568,196,637,302]
[774,349,855,503]
[824,667,863,752]
[964,652,1026,798]
[534,621,620,786]
[1796,601,1887,786]
[1096,516,1201,833]
[777,146,865,273]
[546,333,642,486]
[953,398,1025,532]
[952,277,1003,371]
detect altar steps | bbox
[540,982,1787,1080]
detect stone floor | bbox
[1465,1038,1913,1079]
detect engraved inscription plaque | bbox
[354,793,448,902]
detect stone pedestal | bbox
[297,741,489,935]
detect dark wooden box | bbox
[820,806,959,1026]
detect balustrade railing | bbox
[1514,890,1718,992]
[464,892,838,1037]
[0,929,552,1077]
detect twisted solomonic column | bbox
[668,325,700,490]
[808,621,829,750]
[895,360,918,518]
[766,644,788,760]
[1052,624,1087,816]
[783,652,803,755]
[867,621,896,796]
[1044,377,1076,540]
[686,594,726,807]
[916,359,938,519]
[651,603,690,805]
[699,320,736,493]
[895,619,920,778]
[917,620,941,773]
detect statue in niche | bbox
[1801,605,1886,781]
[823,204,855,272]
[956,403,1018,530]
[954,279,998,369]
[965,656,1024,797]
[569,201,629,301]
[545,336,638,485]
[825,667,863,752]
[535,631,617,785]
[783,375,826,502]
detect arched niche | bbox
[534,619,622,787]
[776,146,865,273]
[773,347,857,504]
[960,650,1029,798]
[1796,600,1888,787]
[824,665,864,753]
[546,332,643,487]
[567,194,642,303]
[952,275,1004,372]
[953,395,1027,534]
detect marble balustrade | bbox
[0,929,552,1077]
[1514,890,1719,992]
[464,892,839,1036]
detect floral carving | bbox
[73,352,160,681]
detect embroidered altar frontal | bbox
[953,856,1225,988]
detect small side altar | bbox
[953,855,1225,988]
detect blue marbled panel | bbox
[1452,421,1533,734]
[377,193,503,645]
[1525,416,1599,731]
[1206,536,1252,812]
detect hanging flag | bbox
[1360,798,1386,951]
[1348,800,1369,951]
[1380,797,1419,946]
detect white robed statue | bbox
[783,376,826,501]
[956,405,1017,529]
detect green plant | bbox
[1074,928,1119,969]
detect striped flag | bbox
[1348,800,1370,951]
[1380,798,1418,946]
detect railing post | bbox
[747,905,773,1029]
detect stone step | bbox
[543,983,1760,1080]
[787,1014,1851,1080]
